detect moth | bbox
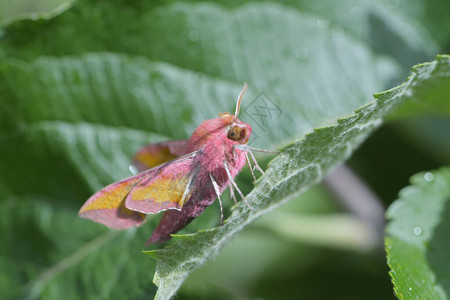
[79,83,273,244]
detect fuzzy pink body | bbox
[148,114,251,244]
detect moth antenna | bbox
[235,82,248,117]
[209,173,224,225]
[245,153,257,182]
[233,144,280,154]
[224,161,253,210]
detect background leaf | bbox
[0,1,401,148]
[0,0,449,299]
[386,167,450,299]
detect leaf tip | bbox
[143,250,160,260]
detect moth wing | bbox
[79,140,189,229]
[79,169,163,229]
[132,140,187,172]
[125,151,199,214]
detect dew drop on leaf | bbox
[413,227,423,236]
[424,172,434,182]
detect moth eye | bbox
[227,126,242,141]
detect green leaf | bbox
[1,0,444,72]
[388,55,450,118]
[146,56,450,299]
[0,2,401,145]
[386,167,450,299]
[0,195,160,300]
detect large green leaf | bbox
[1,0,445,71]
[146,56,450,299]
[0,3,400,146]
[0,195,161,300]
[386,167,450,299]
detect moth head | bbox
[226,122,251,144]
[219,83,252,144]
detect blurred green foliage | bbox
[386,167,450,299]
[0,0,449,300]
[0,0,68,23]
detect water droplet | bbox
[316,19,330,29]
[295,47,309,60]
[413,227,423,236]
[188,31,199,42]
[424,172,434,182]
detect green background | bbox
[1,0,449,299]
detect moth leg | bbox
[245,153,257,182]
[224,162,253,210]
[209,173,224,226]
[234,144,280,175]
[229,183,238,206]
[248,150,265,175]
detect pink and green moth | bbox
[79,83,272,245]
